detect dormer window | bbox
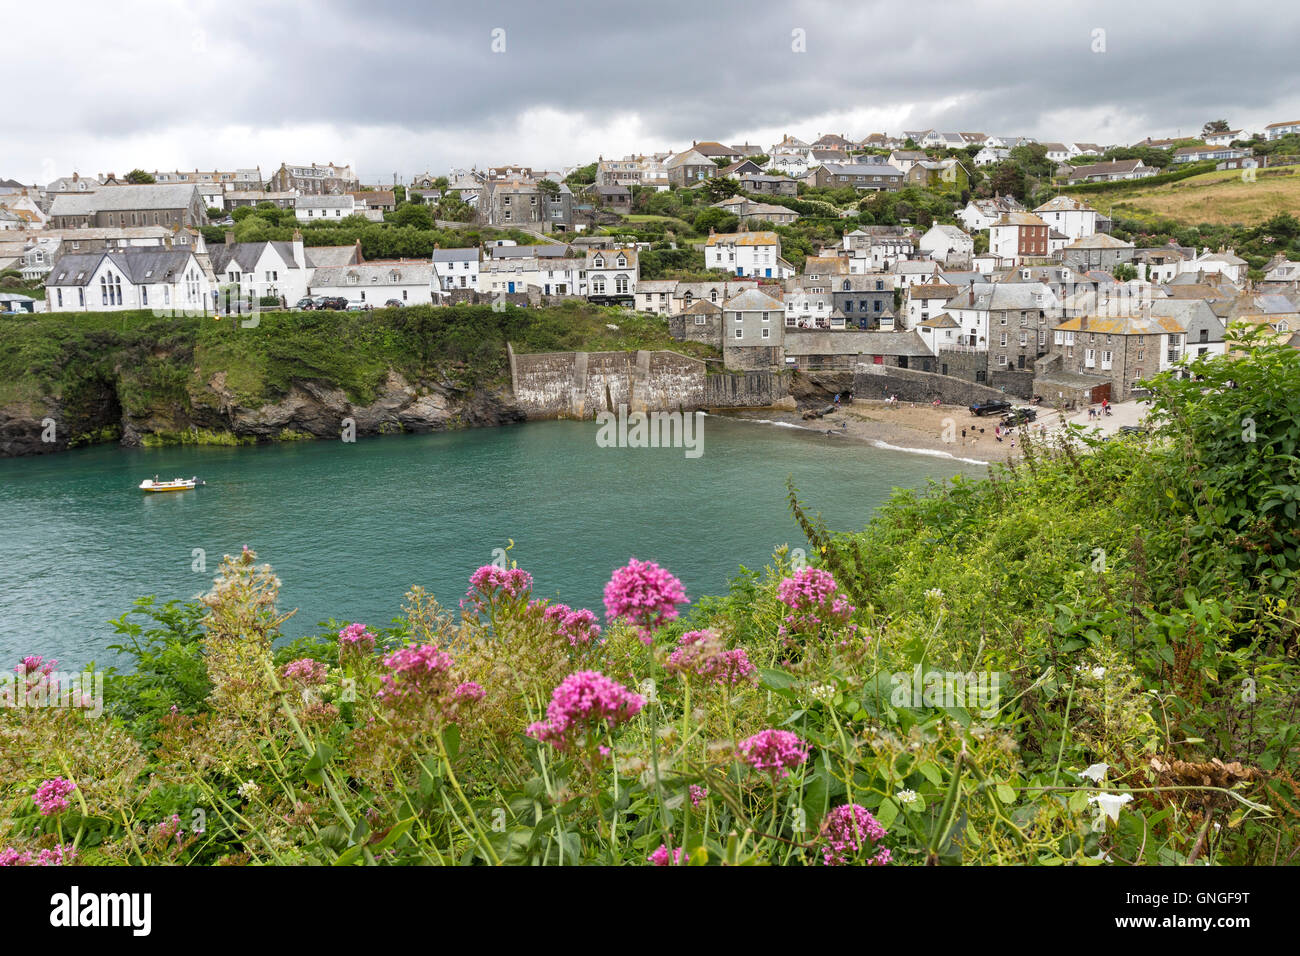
[593,256,604,268]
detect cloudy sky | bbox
[9,0,1300,185]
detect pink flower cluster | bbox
[152,814,184,844]
[454,681,485,702]
[32,778,77,816]
[689,785,708,808]
[737,729,809,779]
[0,844,77,866]
[819,804,891,866]
[379,644,454,702]
[16,655,56,676]
[648,844,687,866]
[777,568,855,637]
[338,622,377,655]
[665,630,757,687]
[603,559,687,643]
[463,565,534,616]
[282,658,329,686]
[527,671,645,752]
[539,602,602,647]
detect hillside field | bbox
[1089,166,1300,227]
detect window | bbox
[79,288,85,307]
[56,289,62,307]
[694,316,706,326]
[762,328,770,339]
[1000,332,1008,347]
[1102,350,1112,370]
[1085,348,1096,367]
[734,327,743,339]
[141,286,148,306]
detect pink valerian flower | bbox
[777,568,855,638]
[648,844,687,866]
[737,729,809,780]
[16,655,57,677]
[32,778,77,816]
[461,565,534,616]
[281,658,328,686]
[536,602,603,647]
[527,671,645,753]
[151,815,184,845]
[689,785,708,808]
[664,630,757,687]
[378,644,455,702]
[338,622,377,655]
[0,844,77,867]
[819,804,891,866]
[603,558,688,644]
[454,681,485,702]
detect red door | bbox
[872,355,884,364]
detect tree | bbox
[537,178,561,198]
[692,208,738,233]
[390,203,435,230]
[206,207,226,221]
[565,163,596,186]
[125,169,156,184]
[987,162,1028,201]
[702,177,740,203]
[1202,119,1231,137]
[1112,263,1138,282]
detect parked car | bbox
[1001,407,1037,426]
[318,296,348,310]
[346,301,366,312]
[1118,425,1149,436]
[384,299,405,308]
[970,399,1012,417]
[294,297,316,310]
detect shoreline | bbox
[718,401,1028,466]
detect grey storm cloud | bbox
[9,0,1300,181]
[202,0,1300,139]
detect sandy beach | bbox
[722,397,1150,466]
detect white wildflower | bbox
[896,789,919,807]
[1078,762,1109,783]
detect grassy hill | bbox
[1088,166,1300,227]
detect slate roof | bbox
[47,249,197,286]
[49,184,200,217]
[210,241,303,274]
[723,288,785,310]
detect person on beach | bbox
[962,427,967,442]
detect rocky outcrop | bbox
[1,369,526,458]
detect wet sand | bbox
[723,400,1059,466]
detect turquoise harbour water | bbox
[0,418,984,667]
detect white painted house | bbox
[704,231,794,279]
[585,247,639,299]
[1033,196,1102,242]
[295,194,356,221]
[310,260,435,306]
[210,232,310,306]
[918,224,974,265]
[46,249,211,313]
[431,247,480,292]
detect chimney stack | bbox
[224,229,235,246]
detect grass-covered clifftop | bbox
[0,303,718,453]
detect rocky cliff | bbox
[0,370,524,458]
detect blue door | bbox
[765,268,772,278]
[508,281,516,293]
[736,267,743,276]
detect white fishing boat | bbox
[139,476,205,493]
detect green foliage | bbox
[565,162,597,186]
[124,169,156,184]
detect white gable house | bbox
[432,247,480,292]
[46,249,211,313]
